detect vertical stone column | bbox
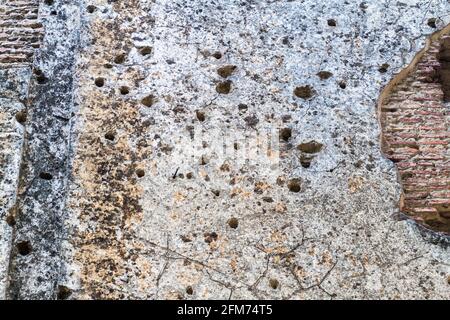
[6,0,81,299]
[0,0,42,299]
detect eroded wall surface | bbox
[379,27,450,234]
[0,0,450,299]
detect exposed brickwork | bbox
[380,30,450,234]
[0,0,42,66]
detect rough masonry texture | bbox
[379,26,450,235]
[0,0,450,300]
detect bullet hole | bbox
[216,80,232,94]
[262,196,273,202]
[244,114,259,127]
[114,53,126,64]
[104,131,115,141]
[204,232,218,243]
[39,172,53,180]
[136,168,145,178]
[87,5,96,13]
[238,104,248,112]
[212,190,220,197]
[33,68,43,76]
[339,81,347,89]
[50,10,57,15]
[287,179,301,193]
[186,286,194,295]
[140,95,157,109]
[280,128,292,141]
[212,51,222,59]
[327,19,337,27]
[217,65,237,78]
[57,285,72,300]
[196,110,205,122]
[298,141,323,154]
[228,217,239,229]
[317,71,333,80]
[16,241,32,256]
[186,172,193,179]
[300,156,312,168]
[378,63,389,73]
[6,214,16,227]
[36,73,47,84]
[139,46,152,56]
[95,77,105,87]
[294,85,315,99]
[269,278,279,289]
[427,18,437,28]
[119,86,130,95]
[15,111,27,124]
[276,176,285,186]
[180,235,192,243]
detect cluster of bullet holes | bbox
[298,141,323,168]
[16,240,32,256]
[216,65,236,94]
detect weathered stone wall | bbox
[0,0,449,300]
